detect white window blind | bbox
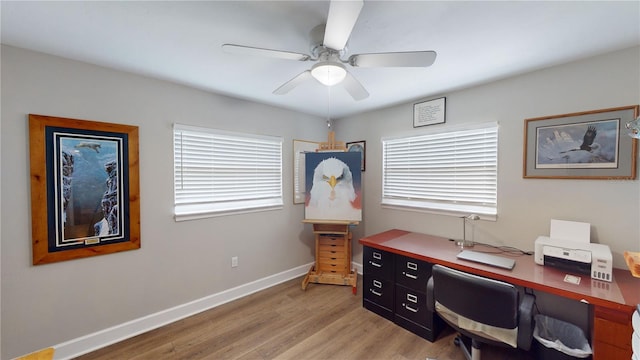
[173,124,283,221]
[382,123,498,217]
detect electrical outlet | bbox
[231,256,238,268]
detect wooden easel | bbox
[318,131,346,151]
[301,131,357,294]
[301,220,358,294]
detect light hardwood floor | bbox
[74,276,536,360]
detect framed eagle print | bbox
[304,151,362,222]
[29,114,140,265]
[523,105,638,179]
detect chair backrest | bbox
[432,264,519,329]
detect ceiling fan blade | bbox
[349,51,437,67]
[273,70,313,95]
[323,0,364,50]
[222,44,310,61]
[342,71,369,101]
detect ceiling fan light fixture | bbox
[311,61,347,86]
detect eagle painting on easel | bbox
[536,119,620,169]
[305,152,362,221]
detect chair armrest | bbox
[517,293,536,351]
[426,276,435,312]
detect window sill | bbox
[381,201,497,221]
[175,204,283,222]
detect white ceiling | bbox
[2,1,639,118]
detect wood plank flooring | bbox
[74,276,536,360]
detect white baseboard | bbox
[353,261,362,275]
[52,262,315,360]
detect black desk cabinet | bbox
[363,246,442,341]
[363,246,395,321]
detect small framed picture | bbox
[293,139,320,204]
[346,140,366,171]
[414,97,446,127]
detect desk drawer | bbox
[591,305,634,359]
[394,284,440,342]
[318,235,346,249]
[395,285,428,325]
[317,259,349,273]
[364,299,394,322]
[395,255,432,290]
[394,314,438,342]
[363,247,394,280]
[318,240,347,262]
[318,246,346,256]
[592,340,631,359]
[593,317,632,348]
[363,273,394,310]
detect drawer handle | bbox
[404,304,419,313]
[373,252,382,260]
[370,261,382,268]
[407,293,418,303]
[371,289,383,297]
[407,261,418,270]
[403,272,417,279]
[373,280,382,288]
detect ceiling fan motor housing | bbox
[310,24,347,60]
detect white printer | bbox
[534,220,613,282]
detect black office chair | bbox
[426,264,535,360]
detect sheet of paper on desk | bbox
[563,274,581,285]
[550,219,590,243]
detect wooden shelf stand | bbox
[302,220,358,294]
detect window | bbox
[173,124,283,221]
[382,122,498,218]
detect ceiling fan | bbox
[222,0,437,101]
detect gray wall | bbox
[1,45,327,359]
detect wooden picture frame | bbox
[523,105,638,179]
[346,140,366,171]
[293,139,319,204]
[29,114,140,265]
[414,97,446,127]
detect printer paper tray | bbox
[544,255,590,276]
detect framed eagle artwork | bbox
[304,151,362,222]
[523,105,638,180]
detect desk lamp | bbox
[457,214,480,250]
